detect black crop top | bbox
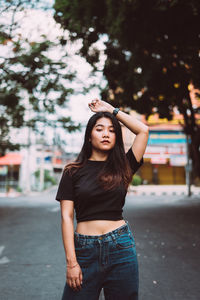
[55,148,143,223]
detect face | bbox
[90,117,116,152]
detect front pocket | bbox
[74,241,94,267]
[75,246,92,257]
[115,234,134,249]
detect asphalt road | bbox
[0,190,200,300]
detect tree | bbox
[0,0,81,156]
[54,0,200,180]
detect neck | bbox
[89,151,108,161]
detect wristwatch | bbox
[113,107,120,116]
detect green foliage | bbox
[131,174,142,186]
[54,0,200,178]
[54,0,200,112]
[16,186,22,193]
[34,169,56,185]
[0,0,82,155]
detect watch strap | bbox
[113,108,120,116]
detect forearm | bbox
[89,98,148,134]
[106,105,148,135]
[115,110,149,135]
[61,216,77,266]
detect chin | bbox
[100,145,113,150]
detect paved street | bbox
[0,189,200,300]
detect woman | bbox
[56,99,149,300]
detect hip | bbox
[74,220,138,268]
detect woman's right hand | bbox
[66,264,83,291]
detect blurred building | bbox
[0,145,71,193]
[141,118,187,185]
[19,144,72,191]
[122,114,188,185]
[122,87,200,185]
[0,153,21,192]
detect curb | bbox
[128,190,200,196]
[0,185,57,198]
[128,185,200,197]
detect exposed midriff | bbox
[75,219,126,235]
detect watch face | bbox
[113,108,119,115]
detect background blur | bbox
[1,2,200,300]
[1,0,200,196]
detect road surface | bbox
[0,190,199,299]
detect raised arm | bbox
[88,99,149,162]
[60,200,82,291]
[115,109,148,162]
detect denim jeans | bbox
[61,220,139,300]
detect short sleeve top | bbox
[55,148,143,222]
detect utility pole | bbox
[185,134,192,197]
[25,98,31,194]
[39,141,45,192]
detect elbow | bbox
[61,216,74,226]
[61,213,74,222]
[142,125,149,135]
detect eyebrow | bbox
[95,124,114,128]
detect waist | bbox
[76,219,126,235]
[74,220,130,242]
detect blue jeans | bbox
[61,220,139,300]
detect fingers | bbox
[68,279,81,291]
[89,99,99,106]
[69,278,82,291]
[88,103,96,112]
[92,98,98,104]
[88,99,100,111]
[89,100,96,106]
[88,102,94,109]
[67,269,83,291]
[79,271,83,285]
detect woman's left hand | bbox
[88,99,114,113]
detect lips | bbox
[101,140,110,143]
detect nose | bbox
[102,129,109,137]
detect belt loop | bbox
[110,232,116,243]
[83,237,87,246]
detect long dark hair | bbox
[65,111,133,190]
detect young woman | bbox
[56,99,149,300]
